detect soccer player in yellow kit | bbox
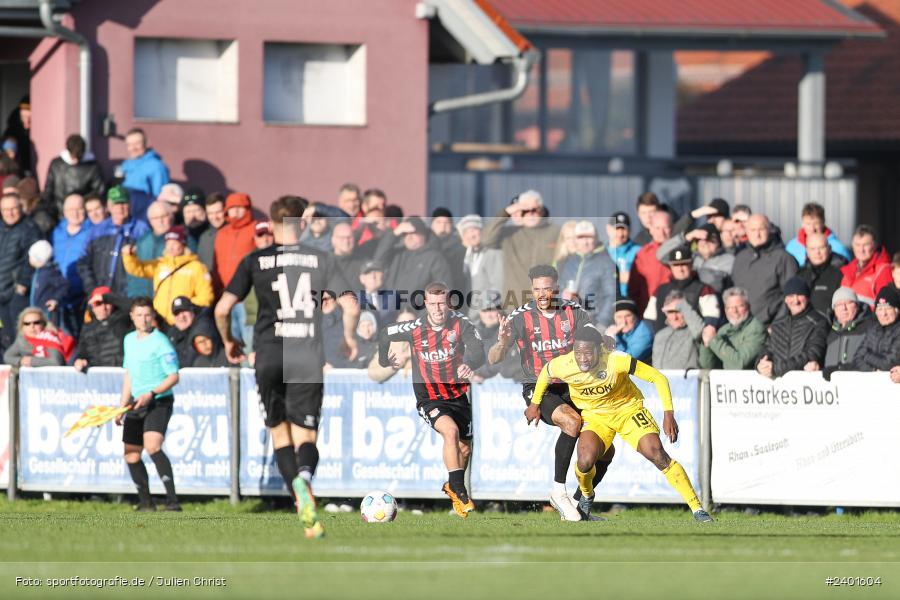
[526,326,713,522]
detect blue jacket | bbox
[785,231,850,267]
[51,219,93,301]
[558,246,617,327]
[121,149,169,198]
[614,319,653,364]
[77,217,150,296]
[30,262,69,309]
[127,230,166,297]
[607,239,641,296]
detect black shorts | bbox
[522,382,578,426]
[122,396,174,446]
[254,346,323,429]
[417,395,473,440]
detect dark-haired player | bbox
[379,282,485,518]
[528,326,712,522]
[488,264,615,521]
[215,197,359,539]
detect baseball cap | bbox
[164,225,186,244]
[360,260,385,275]
[666,246,693,265]
[107,185,129,204]
[697,223,721,243]
[456,214,483,234]
[608,212,630,229]
[614,297,639,315]
[573,221,596,237]
[171,296,195,315]
[89,286,111,305]
[707,198,730,218]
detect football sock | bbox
[575,464,596,497]
[448,468,465,492]
[274,446,298,496]
[554,433,577,484]
[296,442,319,482]
[662,459,702,512]
[149,451,178,503]
[127,461,152,505]
[574,459,611,501]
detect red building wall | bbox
[30,0,429,214]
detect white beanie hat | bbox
[28,240,53,266]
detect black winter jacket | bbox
[0,217,40,303]
[75,299,132,367]
[824,307,872,372]
[797,255,846,316]
[42,153,106,213]
[758,305,829,377]
[374,233,452,310]
[853,319,900,372]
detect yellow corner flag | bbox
[63,405,130,438]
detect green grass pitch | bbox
[0,498,897,599]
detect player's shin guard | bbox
[274,446,298,498]
[662,459,702,512]
[150,451,178,503]
[296,442,319,482]
[554,433,577,484]
[575,465,596,497]
[127,461,152,506]
[574,459,611,501]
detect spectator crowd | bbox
[1,123,898,385]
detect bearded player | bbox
[489,264,615,521]
[379,281,485,518]
[527,326,713,522]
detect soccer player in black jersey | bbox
[488,264,615,521]
[215,198,359,539]
[379,281,485,518]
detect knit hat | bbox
[831,287,857,309]
[28,240,53,266]
[164,225,186,244]
[707,198,730,218]
[614,297,639,316]
[357,311,378,336]
[875,285,899,309]
[574,221,596,237]
[696,223,721,243]
[403,216,428,235]
[254,221,272,236]
[182,188,206,208]
[456,214,483,234]
[431,207,452,219]
[783,277,811,298]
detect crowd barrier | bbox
[2,366,897,507]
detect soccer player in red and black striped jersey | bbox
[378,281,485,518]
[488,264,615,521]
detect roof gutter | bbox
[429,49,535,116]
[38,0,92,148]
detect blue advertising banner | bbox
[18,367,231,494]
[239,368,446,498]
[470,372,701,502]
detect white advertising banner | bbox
[0,365,10,489]
[710,370,900,506]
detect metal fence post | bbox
[229,368,240,506]
[699,370,712,511]
[7,370,17,502]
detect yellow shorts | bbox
[580,403,659,451]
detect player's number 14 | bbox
[272,272,314,319]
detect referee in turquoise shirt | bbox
[115,296,181,511]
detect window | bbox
[134,38,238,122]
[263,42,366,126]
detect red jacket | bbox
[840,246,891,306]
[627,241,671,314]
[214,193,257,289]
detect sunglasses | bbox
[23,320,44,326]
[90,301,107,307]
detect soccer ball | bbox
[360,490,398,523]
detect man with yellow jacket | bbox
[122,226,213,324]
